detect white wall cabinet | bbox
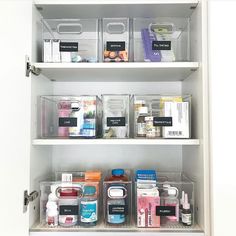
[0,1,211,236]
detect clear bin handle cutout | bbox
[106,23,125,34]
[57,23,82,34]
[149,23,174,34]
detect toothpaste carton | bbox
[136,170,157,188]
[137,187,160,228]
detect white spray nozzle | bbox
[180,191,185,204]
[183,193,190,210]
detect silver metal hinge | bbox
[25,55,41,77]
[23,190,39,213]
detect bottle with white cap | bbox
[163,186,179,222]
[46,201,58,227]
[137,106,148,137]
[181,193,192,226]
[48,184,59,203]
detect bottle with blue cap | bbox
[80,185,98,226]
[106,169,129,225]
[108,169,128,181]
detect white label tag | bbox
[61,173,73,182]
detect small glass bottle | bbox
[137,107,148,137]
[145,116,156,138]
[179,191,185,221]
[182,193,192,226]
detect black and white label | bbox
[106,41,125,51]
[153,117,172,127]
[60,42,78,52]
[107,117,126,127]
[152,41,171,50]
[182,213,192,225]
[108,205,128,215]
[168,131,183,136]
[59,117,77,127]
[156,206,176,216]
[59,205,78,215]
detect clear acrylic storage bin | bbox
[102,94,130,138]
[42,19,99,63]
[102,18,129,62]
[133,18,190,62]
[40,179,101,227]
[135,171,195,228]
[132,95,191,138]
[55,170,102,184]
[103,169,132,227]
[39,95,102,138]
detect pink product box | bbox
[137,189,160,228]
[58,101,71,137]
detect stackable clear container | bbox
[103,169,132,227]
[132,95,191,138]
[39,95,102,138]
[133,18,190,62]
[42,19,99,63]
[102,94,130,138]
[102,18,130,62]
[40,180,101,227]
[135,171,195,228]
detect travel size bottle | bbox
[179,191,185,221]
[137,107,148,137]
[46,201,58,227]
[182,193,192,226]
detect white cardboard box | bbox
[52,39,60,62]
[43,39,52,62]
[163,102,190,138]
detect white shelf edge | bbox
[32,139,200,146]
[31,221,202,233]
[33,62,199,70]
[34,0,199,6]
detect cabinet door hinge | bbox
[23,190,39,213]
[25,55,41,77]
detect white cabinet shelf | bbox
[33,62,199,82]
[30,222,203,236]
[35,0,198,18]
[32,138,200,146]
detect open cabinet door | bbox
[0,1,32,236]
[209,1,236,236]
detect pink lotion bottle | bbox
[164,187,179,222]
[58,101,70,137]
